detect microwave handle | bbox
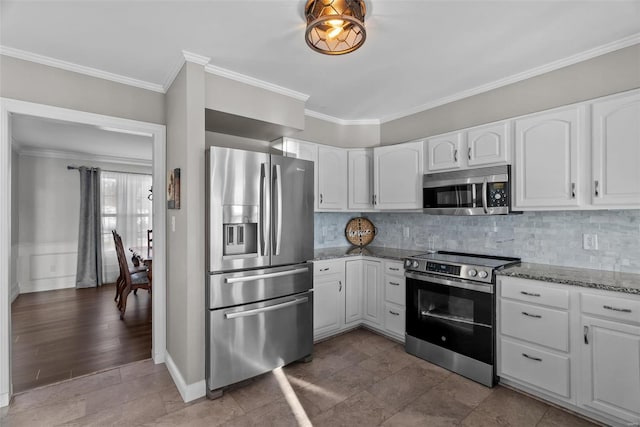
[482,178,488,214]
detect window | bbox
[101,171,152,283]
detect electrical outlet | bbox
[403,226,410,238]
[583,233,598,250]
[322,226,328,237]
[171,216,176,232]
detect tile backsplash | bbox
[314,210,640,274]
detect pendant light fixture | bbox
[305,0,366,55]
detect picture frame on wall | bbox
[167,168,181,209]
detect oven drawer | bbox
[500,299,569,352]
[385,275,405,305]
[206,291,313,391]
[384,302,405,337]
[500,277,569,309]
[500,338,570,398]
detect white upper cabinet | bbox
[426,131,463,171]
[467,121,510,167]
[591,91,640,207]
[318,145,348,210]
[514,105,585,209]
[347,149,374,210]
[373,141,424,210]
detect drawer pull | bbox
[522,353,542,362]
[521,311,542,319]
[520,291,541,297]
[389,267,400,271]
[319,267,330,272]
[389,310,400,316]
[389,281,400,286]
[603,305,631,313]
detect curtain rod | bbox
[67,165,152,177]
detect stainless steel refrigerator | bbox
[205,146,314,396]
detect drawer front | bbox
[500,338,570,398]
[582,293,640,324]
[313,259,345,276]
[384,303,405,337]
[500,299,569,351]
[500,277,569,309]
[384,261,404,276]
[384,275,405,305]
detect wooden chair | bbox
[147,229,153,250]
[112,230,150,320]
[112,230,146,303]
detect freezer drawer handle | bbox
[225,296,309,319]
[225,267,309,284]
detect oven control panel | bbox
[404,258,495,284]
[426,262,460,276]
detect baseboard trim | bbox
[164,352,205,403]
[0,391,8,408]
[10,284,19,303]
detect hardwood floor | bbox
[11,283,151,393]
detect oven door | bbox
[406,272,494,364]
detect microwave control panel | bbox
[487,182,508,207]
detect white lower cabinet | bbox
[313,256,406,343]
[498,276,640,426]
[313,259,345,340]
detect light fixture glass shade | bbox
[305,0,366,55]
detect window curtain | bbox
[76,167,103,288]
[101,171,153,284]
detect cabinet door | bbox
[345,260,363,325]
[313,273,343,339]
[426,132,463,171]
[318,146,347,210]
[283,139,319,210]
[591,91,640,207]
[467,121,510,167]
[362,260,382,326]
[373,141,423,209]
[514,106,584,209]
[348,149,374,210]
[579,316,640,423]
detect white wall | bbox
[15,152,151,294]
[10,149,19,302]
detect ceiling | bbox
[2,1,640,123]
[11,114,153,163]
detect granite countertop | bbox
[498,262,640,295]
[313,246,424,262]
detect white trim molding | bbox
[0,46,165,94]
[16,146,152,167]
[205,64,310,102]
[304,109,380,126]
[380,32,640,123]
[0,97,167,408]
[164,352,206,403]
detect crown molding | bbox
[16,146,152,167]
[205,64,310,102]
[380,32,640,123]
[304,109,380,126]
[182,50,210,66]
[0,45,165,94]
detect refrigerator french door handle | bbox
[225,267,309,284]
[273,164,283,255]
[260,163,268,256]
[225,296,309,319]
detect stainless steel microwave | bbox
[423,165,514,215]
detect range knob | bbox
[404,259,411,268]
[412,260,419,268]
[478,270,488,279]
[468,269,477,277]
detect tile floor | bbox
[1,328,599,426]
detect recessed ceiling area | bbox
[1,1,640,122]
[11,114,153,163]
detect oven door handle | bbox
[405,271,494,294]
[420,310,491,328]
[225,296,309,319]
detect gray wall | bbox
[293,115,380,148]
[0,55,165,125]
[165,62,206,386]
[205,131,273,153]
[381,44,640,144]
[314,211,640,274]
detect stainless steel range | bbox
[404,251,520,387]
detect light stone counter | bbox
[313,246,424,262]
[498,262,640,295]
